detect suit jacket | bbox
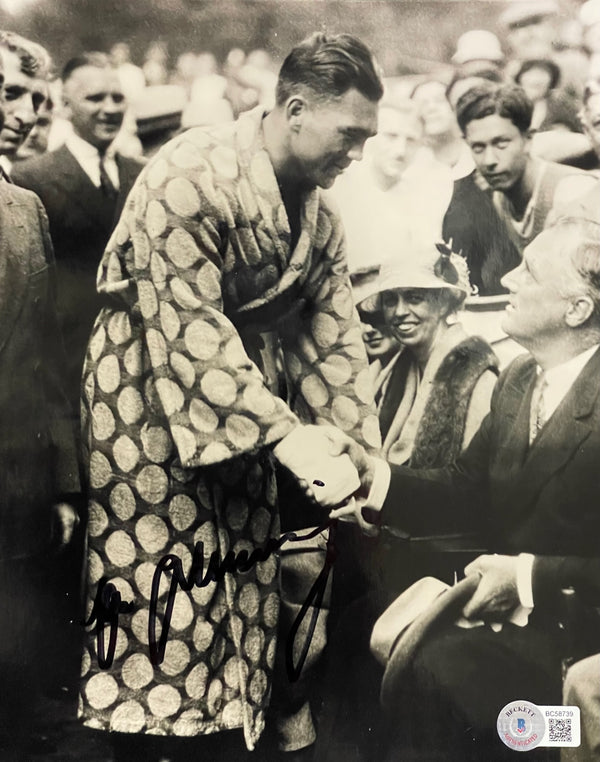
[11,144,144,408]
[0,182,79,559]
[381,348,600,616]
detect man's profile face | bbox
[371,106,422,183]
[288,87,378,189]
[63,65,126,151]
[500,230,576,348]
[465,113,529,192]
[581,93,600,160]
[0,48,45,158]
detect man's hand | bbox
[317,425,377,496]
[273,425,360,508]
[462,554,519,621]
[51,502,80,549]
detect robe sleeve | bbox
[280,208,381,453]
[100,169,299,470]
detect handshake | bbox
[273,424,379,527]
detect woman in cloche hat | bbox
[360,241,499,469]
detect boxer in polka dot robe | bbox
[79,33,383,755]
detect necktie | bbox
[99,154,117,198]
[529,372,547,445]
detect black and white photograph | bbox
[0,0,599,760]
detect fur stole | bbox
[409,336,499,469]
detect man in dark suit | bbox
[12,51,144,412]
[0,65,79,751]
[320,215,600,759]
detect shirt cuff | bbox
[364,458,391,515]
[516,552,535,608]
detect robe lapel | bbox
[0,188,28,356]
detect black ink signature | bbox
[83,578,135,669]
[85,518,338,682]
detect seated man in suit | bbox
[12,51,144,414]
[317,215,600,759]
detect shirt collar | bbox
[542,344,599,384]
[0,154,12,179]
[65,132,104,163]
[538,344,599,417]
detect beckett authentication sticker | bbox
[497,701,581,751]
[497,700,546,751]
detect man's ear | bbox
[285,95,307,132]
[565,295,595,328]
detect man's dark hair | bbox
[61,52,112,83]
[275,33,384,106]
[0,31,51,78]
[455,82,533,134]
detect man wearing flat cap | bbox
[317,216,600,760]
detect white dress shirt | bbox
[0,154,12,180]
[65,132,120,190]
[517,343,599,606]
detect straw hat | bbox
[452,30,504,65]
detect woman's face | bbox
[382,288,449,354]
[412,81,456,137]
[518,67,553,103]
[358,307,400,361]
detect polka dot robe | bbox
[79,106,380,750]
